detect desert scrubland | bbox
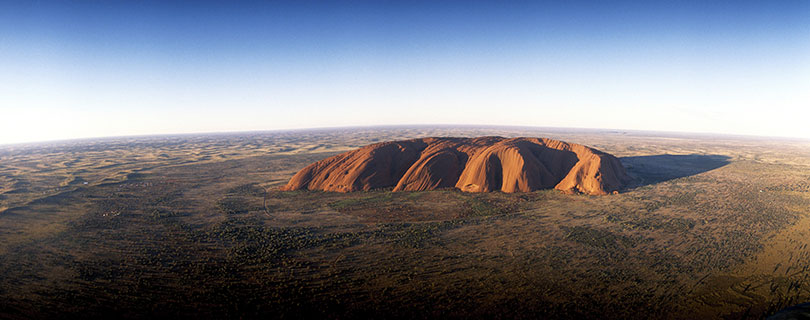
[2,126,810,319]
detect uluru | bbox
[281,136,631,195]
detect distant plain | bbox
[2,126,810,319]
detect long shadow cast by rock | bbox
[620,154,731,189]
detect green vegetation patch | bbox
[217,196,259,215]
[604,214,696,234]
[200,219,365,264]
[459,193,525,217]
[151,191,184,207]
[375,220,464,249]
[226,183,266,197]
[464,196,504,217]
[328,192,394,211]
[641,191,698,212]
[561,225,637,251]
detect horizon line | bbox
[2,124,808,149]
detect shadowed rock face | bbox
[281,137,631,195]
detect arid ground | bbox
[2,126,810,319]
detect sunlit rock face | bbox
[281,136,630,195]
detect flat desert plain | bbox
[2,126,810,319]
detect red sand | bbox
[281,137,630,195]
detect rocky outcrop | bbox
[280,137,630,195]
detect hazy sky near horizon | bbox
[1,0,809,144]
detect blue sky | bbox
[1,0,809,144]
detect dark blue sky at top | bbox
[1,0,809,143]
[5,0,806,68]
